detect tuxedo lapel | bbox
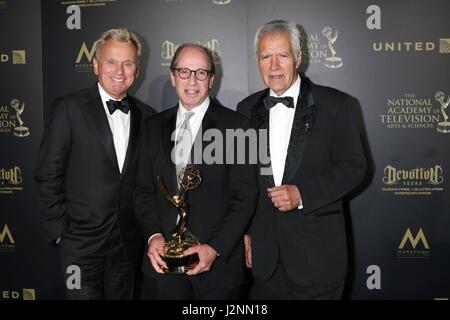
[199,102,217,133]
[162,107,178,192]
[83,86,120,173]
[120,98,141,178]
[250,90,275,189]
[282,76,317,184]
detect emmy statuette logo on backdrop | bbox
[435,91,450,133]
[11,99,29,137]
[322,26,343,68]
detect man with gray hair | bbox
[237,20,366,299]
[35,28,155,299]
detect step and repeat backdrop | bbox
[1,0,449,299]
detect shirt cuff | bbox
[297,189,303,210]
[148,233,163,245]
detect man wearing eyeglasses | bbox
[134,43,257,299]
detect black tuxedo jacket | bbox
[237,76,366,286]
[134,99,258,289]
[35,84,155,263]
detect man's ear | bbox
[296,51,302,70]
[135,64,140,78]
[93,57,99,76]
[209,74,215,90]
[170,71,176,87]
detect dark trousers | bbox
[252,258,344,300]
[59,225,138,300]
[141,274,245,300]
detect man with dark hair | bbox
[134,43,257,299]
[35,28,155,299]
[237,20,366,299]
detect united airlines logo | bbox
[439,38,450,53]
[0,50,26,64]
[373,38,450,54]
[1,288,36,300]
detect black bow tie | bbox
[263,96,294,110]
[106,98,130,114]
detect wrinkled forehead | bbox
[176,46,210,68]
[259,32,294,53]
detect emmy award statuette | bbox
[322,26,343,69]
[157,167,202,274]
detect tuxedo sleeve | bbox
[207,118,258,261]
[300,95,366,214]
[133,121,162,240]
[34,99,71,241]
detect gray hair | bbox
[254,20,301,62]
[95,28,142,63]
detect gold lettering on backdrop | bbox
[379,93,443,129]
[399,228,430,250]
[382,165,443,185]
[76,41,96,63]
[161,40,178,60]
[161,39,221,64]
[0,225,15,244]
[0,167,23,185]
[204,39,220,58]
[373,41,435,52]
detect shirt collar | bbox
[269,76,301,108]
[177,96,210,120]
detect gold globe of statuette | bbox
[178,166,202,191]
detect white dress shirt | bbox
[174,96,210,151]
[269,77,303,209]
[149,97,210,244]
[269,77,300,186]
[98,83,130,173]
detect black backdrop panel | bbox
[0,0,448,300]
[1,0,64,300]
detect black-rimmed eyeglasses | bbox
[173,67,211,81]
